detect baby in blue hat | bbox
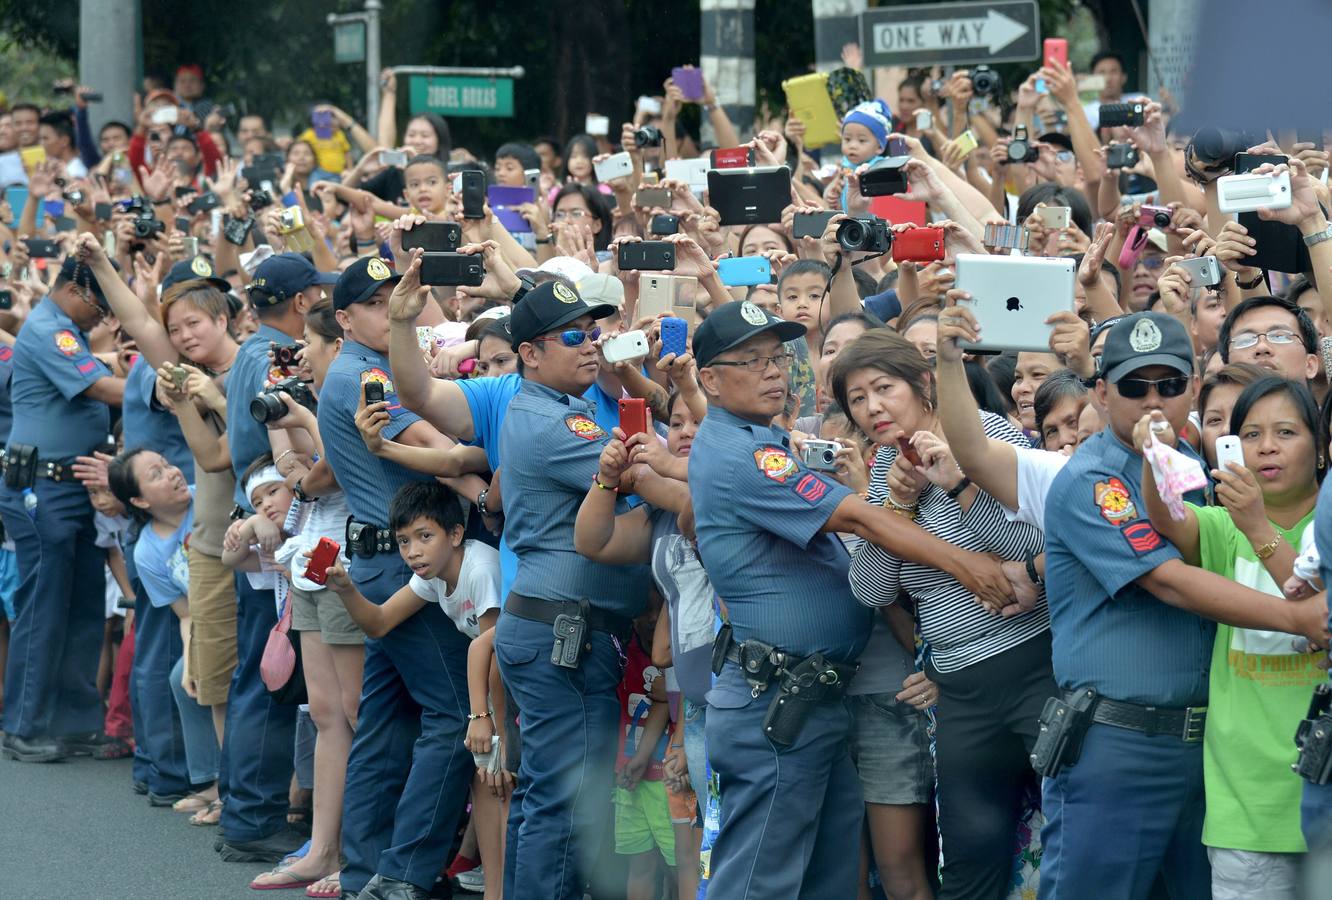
[838,99,893,210]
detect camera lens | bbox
[634,126,663,148]
[249,391,287,424]
[836,219,866,252]
[821,449,836,465]
[1153,212,1171,227]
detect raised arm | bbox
[76,233,176,367]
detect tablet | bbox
[706,166,791,226]
[781,72,840,148]
[955,254,1076,353]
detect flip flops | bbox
[248,866,319,892]
[189,799,223,826]
[304,873,342,899]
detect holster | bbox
[550,600,590,669]
[1294,684,1332,785]
[3,444,37,490]
[1030,688,1098,778]
[760,652,855,747]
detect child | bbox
[220,460,298,576]
[88,480,135,758]
[493,142,541,188]
[317,481,508,900]
[837,99,893,211]
[614,597,676,900]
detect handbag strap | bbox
[275,575,293,634]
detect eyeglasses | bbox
[708,352,794,373]
[1137,256,1166,270]
[1116,374,1190,399]
[533,326,601,348]
[1055,150,1074,163]
[1228,328,1298,351]
[553,209,591,221]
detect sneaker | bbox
[454,866,484,894]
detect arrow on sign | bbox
[871,8,1029,56]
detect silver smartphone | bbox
[1176,255,1222,288]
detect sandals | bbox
[93,737,134,760]
[172,792,214,814]
[189,799,223,826]
[305,872,341,899]
[248,865,319,892]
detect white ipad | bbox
[954,254,1076,353]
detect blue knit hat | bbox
[841,99,893,152]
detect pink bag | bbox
[260,584,305,704]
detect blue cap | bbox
[162,255,230,293]
[333,256,401,311]
[841,99,893,153]
[693,300,805,368]
[247,252,337,307]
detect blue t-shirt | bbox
[134,489,194,608]
[122,355,195,480]
[0,343,14,444]
[227,323,291,507]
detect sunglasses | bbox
[1116,374,1189,399]
[533,326,601,348]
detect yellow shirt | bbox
[296,128,351,174]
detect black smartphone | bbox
[175,216,191,233]
[459,170,486,219]
[1098,101,1145,128]
[792,210,837,240]
[223,215,255,246]
[401,221,462,253]
[187,191,221,215]
[174,185,195,199]
[94,202,114,222]
[649,214,680,236]
[617,240,676,271]
[363,381,384,404]
[0,289,11,311]
[419,251,485,286]
[1105,143,1140,169]
[859,158,908,197]
[21,238,61,258]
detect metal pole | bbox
[700,0,756,141]
[812,0,867,73]
[366,0,382,129]
[79,0,141,133]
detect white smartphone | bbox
[150,105,179,125]
[585,114,610,136]
[636,95,662,116]
[594,151,634,182]
[601,329,649,364]
[379,149,408,168]
[1037,206,1071,229]
[1214,435,1245,472]
[1217,171,1292,214]
[915,109,933,131]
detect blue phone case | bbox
[660,317,688,358]
[717,256,772,287]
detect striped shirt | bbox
[849,412,1048,673]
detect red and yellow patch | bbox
[54,330,81,356]
[565,414,606,441]
[362,368,394,393]
[1094,477,1137,525]
[754,447,797,483]
[265,365,286,386]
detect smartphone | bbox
[180,236,199,258]
[594,151,634,183]
[915,109,933,131]
[303,538,341,586]
[886,136,910,157]
[364,380,385,404]
[187,191,222,215]
[0,289,12,311]
[379,149,409,168]
[419,251,486,286]
[1105,143,1140,169]
[94,201,113,222]
[174,216,191,233]
[897,437,922,467]
[21,238,60,258]
[671,66,705,101]
[1217,171,1292,214]
[710,146,755,170]
[150,105,179,125]
[602,330,649,364]
[792,210,837,240]
[649,213,680,236]
[174,185,195,199]
[169,366,188,389]
[458,170,486,219]
[858,156,911,197]
[638,274,698,322]
[401,221,462,253]
[1098,101,1146,128]
[618,398,649,440]
[617,240,675,271]
[892,226,945,263]
[585,114,610,136]
[1037,206,1071,229]
[1176,255,1223,288]
[633,187,672,209]
[953,130,979,159]
[717,256,772,287]
[1043,38,1068,69]
[1214,435,1245,473]
[659,316,688,359]
[636,95,663,116]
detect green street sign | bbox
[409,76,514,118]
[333,22,365,64]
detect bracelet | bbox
[467,712,490,721]
[1024,550,1044,586]
[293,479,310,503]
[945,476,972,500]
[534,235,554,245]
[592,475,619,492]
[274,449,296,467]
[1253,532,1282,560]
[886,492,917,512]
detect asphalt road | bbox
[0,755,265,900]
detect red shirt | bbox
[615,633,668,781]
[128,130,221,183]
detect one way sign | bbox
[860,0,1041,68]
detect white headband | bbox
[245,465,285,503]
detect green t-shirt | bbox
[1193,504,1323,852]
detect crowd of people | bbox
[0,40,1329,900]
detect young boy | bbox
[836,98,892,211]
[317,482,508,899]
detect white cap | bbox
[474,306,511,322]
[516,255,595,284]
[576,273,625,308]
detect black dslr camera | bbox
[249,377,316,424]
[633,125,664,148]
[970,65,1001,96]
[1006,125,1040,165]
[122,196,165,242]
[249,189,275,212]
[836,215,891,253]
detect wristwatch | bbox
[1235,271,1265,290]
[293,479,311,503]
[476,488,491,517]
[534,235,554,245]
[1302,222,1332,248]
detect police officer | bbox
[1041,311,1329,899]
[0,256,125,762]
[687,300,1018,899]
[218,251,336,861]
[495,277,688,900]
[320,254,481,900]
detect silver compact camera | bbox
[800,439,843,473]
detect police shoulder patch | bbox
[54,330,81,356]
[363,367,394,393]
[1121,520,1163,555]
[1094,476,1137,525]
[794,472,830,504]
[753,446,797,483]
[565,414,606,440]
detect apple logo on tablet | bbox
[1006,296,1022,311]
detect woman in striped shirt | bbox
[832,328,1055,900]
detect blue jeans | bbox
[170,654,219,785]
[339,553,473,894]
[1039,723,1210,899]
[132,596,190,794]
[0,480,105,739]
[1303,781,1332,848]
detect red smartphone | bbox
[304,538,341,585]
[710,146,755,170]
[1043,38,1068,69]
[897,437,922,467]
[892,226,945,264]
[618,398,649,441]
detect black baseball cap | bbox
[507,281,616,349]
[58,255,119,308]
[693,300,806,368]
[1100,311,1194,384]
[248,252,339,308]
[162,255,230,293]
[1038,131,1075,153]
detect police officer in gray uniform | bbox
[0,256,125,762]
[687,300,1017,899]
